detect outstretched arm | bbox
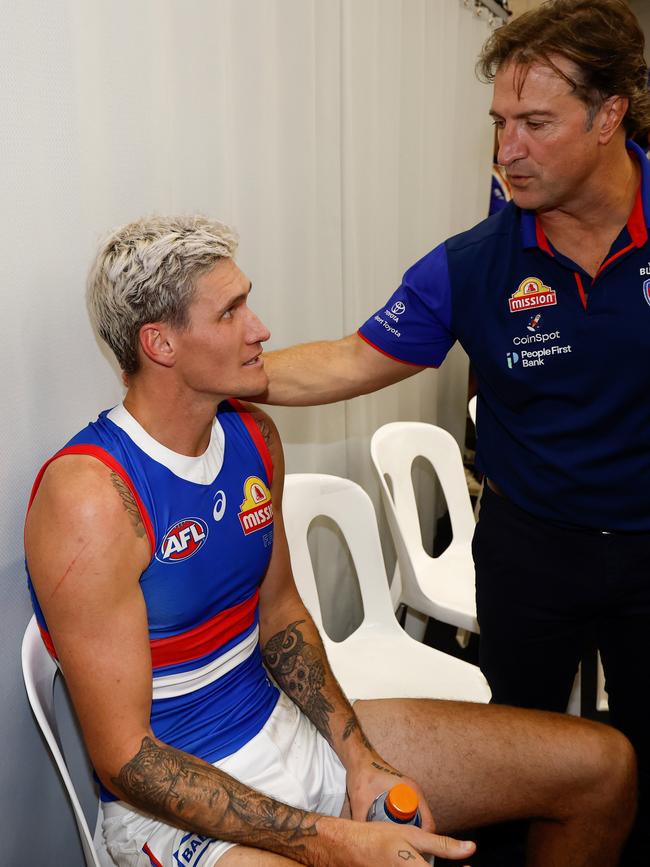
[260,333,423,406]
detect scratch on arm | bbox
[49,541,90,598]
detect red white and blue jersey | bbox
[26,399,280,799]
[359,140,650,531]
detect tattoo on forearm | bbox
[343,715,373,750]
[371,761,403,778]
[398,851,416,861]
[112,737,318,853]
[110,472,145,539]
[263,620,335,744]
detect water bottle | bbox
[367,782,422,827]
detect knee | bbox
[581,724,637,814]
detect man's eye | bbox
[527,121,545,130]
[222,308,234,320]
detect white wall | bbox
[1,1,494,862]
[630,0,650,49]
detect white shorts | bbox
[101,692,347,866]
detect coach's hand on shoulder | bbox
[315,815,476,866]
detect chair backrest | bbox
[468,395,477,428]
[21,615,102,867]
[282,474,401,631]
[370,421,475,563]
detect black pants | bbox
[473,485,650,866]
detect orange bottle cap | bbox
[386,783,419,820]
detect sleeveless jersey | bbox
[26,399,280,800]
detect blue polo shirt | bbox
[359,140,650,531]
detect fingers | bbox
[388,834,475,866]
[426,834,476,861]
[403,826,476,863]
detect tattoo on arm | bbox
[343,715,373,751]
[255,416,273,449]
[112,737,318,853]
[263,620,335,744]
[110,472,145,539]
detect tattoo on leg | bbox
[112,737,319,853]
[263,620,335,744]
[371,761,403,778]
[343,715,373,750]
[110,472,145,539]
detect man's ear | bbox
[138,322,176,369]
[597,95,629,144]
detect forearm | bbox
[260,334,419,406]
[111,736,332,863]
[261,605,373,769]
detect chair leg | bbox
[455,628,471,649]
[403,607,428,642]
[566,665,581,716]
[596,651,609,712]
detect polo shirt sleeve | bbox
[357,242,454,367]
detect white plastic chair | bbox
[370,423,479,646]
[21,615,111,867]
[282,474,490,703]
[468,395,477,427]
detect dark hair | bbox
[478,0,650,136]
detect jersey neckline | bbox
[107,403,226,485]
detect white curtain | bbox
[1,1,494,861]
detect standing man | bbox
[24,215,636,867]
[259,1,650,862]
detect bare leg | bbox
[352,699,636,867]
[219,845,298,865]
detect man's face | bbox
[490,57,602,213]
[171,257,270,399]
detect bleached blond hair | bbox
[87,215,238,374]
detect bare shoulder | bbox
[28,454,147,537]
[25,453,151,589]
[236,402,283,460]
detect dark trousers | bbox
[473,485,650,866]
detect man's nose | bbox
[497,124,526,166]
[247,308,271,344]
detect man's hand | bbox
[340,753,475,864]
[316,815,476,866]
[345,751,435,829]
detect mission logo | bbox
[509,277,557,313]
[156,517,209,563]
[238,476,273,535]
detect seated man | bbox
[25,215,635,867]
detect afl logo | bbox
[156,517,209,563]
